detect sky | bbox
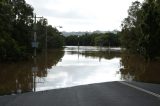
[25,0,143,32]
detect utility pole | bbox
[32,14,43,57]
[31,14,43,92]
[33,14,37,57]
[43,18,48,73]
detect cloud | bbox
[34,7,88,19]
[25,0,144,31]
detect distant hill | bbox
[62,31,90,36]
[62,30,119,36]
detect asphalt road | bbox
[0,81,160,106]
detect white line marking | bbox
[119,81,160,98]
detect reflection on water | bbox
[0,49,64,95]
[120,51,160,84]
[36,46,121,91]
[0,46,160,96]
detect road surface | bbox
[0,81,160,106]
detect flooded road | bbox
[0,46,160,96]
[36,46,121,91]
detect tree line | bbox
[0,0,64,61]
[120,0,160,60]
[65,32,120,47]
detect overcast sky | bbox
[25,0,143,32]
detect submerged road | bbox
[0,81,160,106]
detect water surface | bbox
[0,46,160,96]
[36,46,121,91]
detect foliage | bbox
[95,33,120,46]
[0,0,33,61]
[120,0,160,59]
[46,25,64,48]
[0,0,64,61]
[65,35,78,46]
[36,20,64,49]
[65,32,120,47]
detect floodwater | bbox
[0,46,160,96]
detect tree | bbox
[46,25,64,48]
[95,33,120,47]
[120,0,160,59]
[121,1,142,53]
[139,0,160,59]
[65,32,120,47]
[65,35,78,46]
[0,0,65,61]
[0,0,21,61]
[11,0,34,54]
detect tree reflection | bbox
[67,49,121,60]
[120,51,160,84]
[80,50,120,60]
[0,49,64,95]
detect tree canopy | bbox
[0,0,64,61]
[120,0,160,60]
[65,32,120,47]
